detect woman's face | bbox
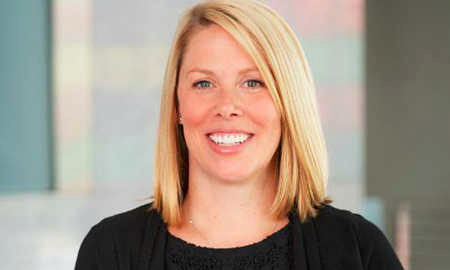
[177,24,281,183]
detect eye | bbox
[193,80,212,89]
[244,79,265,88]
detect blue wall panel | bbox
[0,0,52,192]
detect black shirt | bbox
[75,203,404,270]
[165,223,291,270]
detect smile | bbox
[207,133,254,146]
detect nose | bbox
[214,89,243,120]
[215,104,242,119]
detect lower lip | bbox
[206,135,254,155]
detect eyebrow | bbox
[186,67,260,77]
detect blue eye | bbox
[245,80,264,88]
[193,80,212,89]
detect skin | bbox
[169,24,288,248]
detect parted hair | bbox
[152,0,331,225]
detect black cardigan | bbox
[75,203,404,270]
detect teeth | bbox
[208,133,251,145]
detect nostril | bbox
[214,103,243,119]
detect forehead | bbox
[181,24,257,72]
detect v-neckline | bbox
[139,208,323,270]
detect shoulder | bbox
[314,204,381,235]
[75,203,161,270]
[314,204,391,244]
[311,204,403,269]
[85,203,157,245]
[313,204,390,250]
[310,204,382,249]
[94,203,156,234]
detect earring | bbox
[178,116,183,125]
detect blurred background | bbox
[0,0,449,269]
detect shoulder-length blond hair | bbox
[152,0,331,225]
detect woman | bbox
[76,0,403,269]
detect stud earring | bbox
[178,116,183,125]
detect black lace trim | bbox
[165,224,292,270]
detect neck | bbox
[184,173,277,224]
[176,164,288,247]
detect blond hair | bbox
[152,0,331,225]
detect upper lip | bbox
[206,129,254,135]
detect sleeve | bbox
[75,225,101,270]
[352,214,404,270]
[74,222,118,270]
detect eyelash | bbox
[244,79,265,88]
[192,79,265,89]
[193,80,212,89]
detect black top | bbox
[75,203,404,270]
[165,223,291,270]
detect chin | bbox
[208,166,260,184]
[218,172,251,182]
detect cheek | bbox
[248,96,281,133]
[178,93,212,146]
[179,93,210,126]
